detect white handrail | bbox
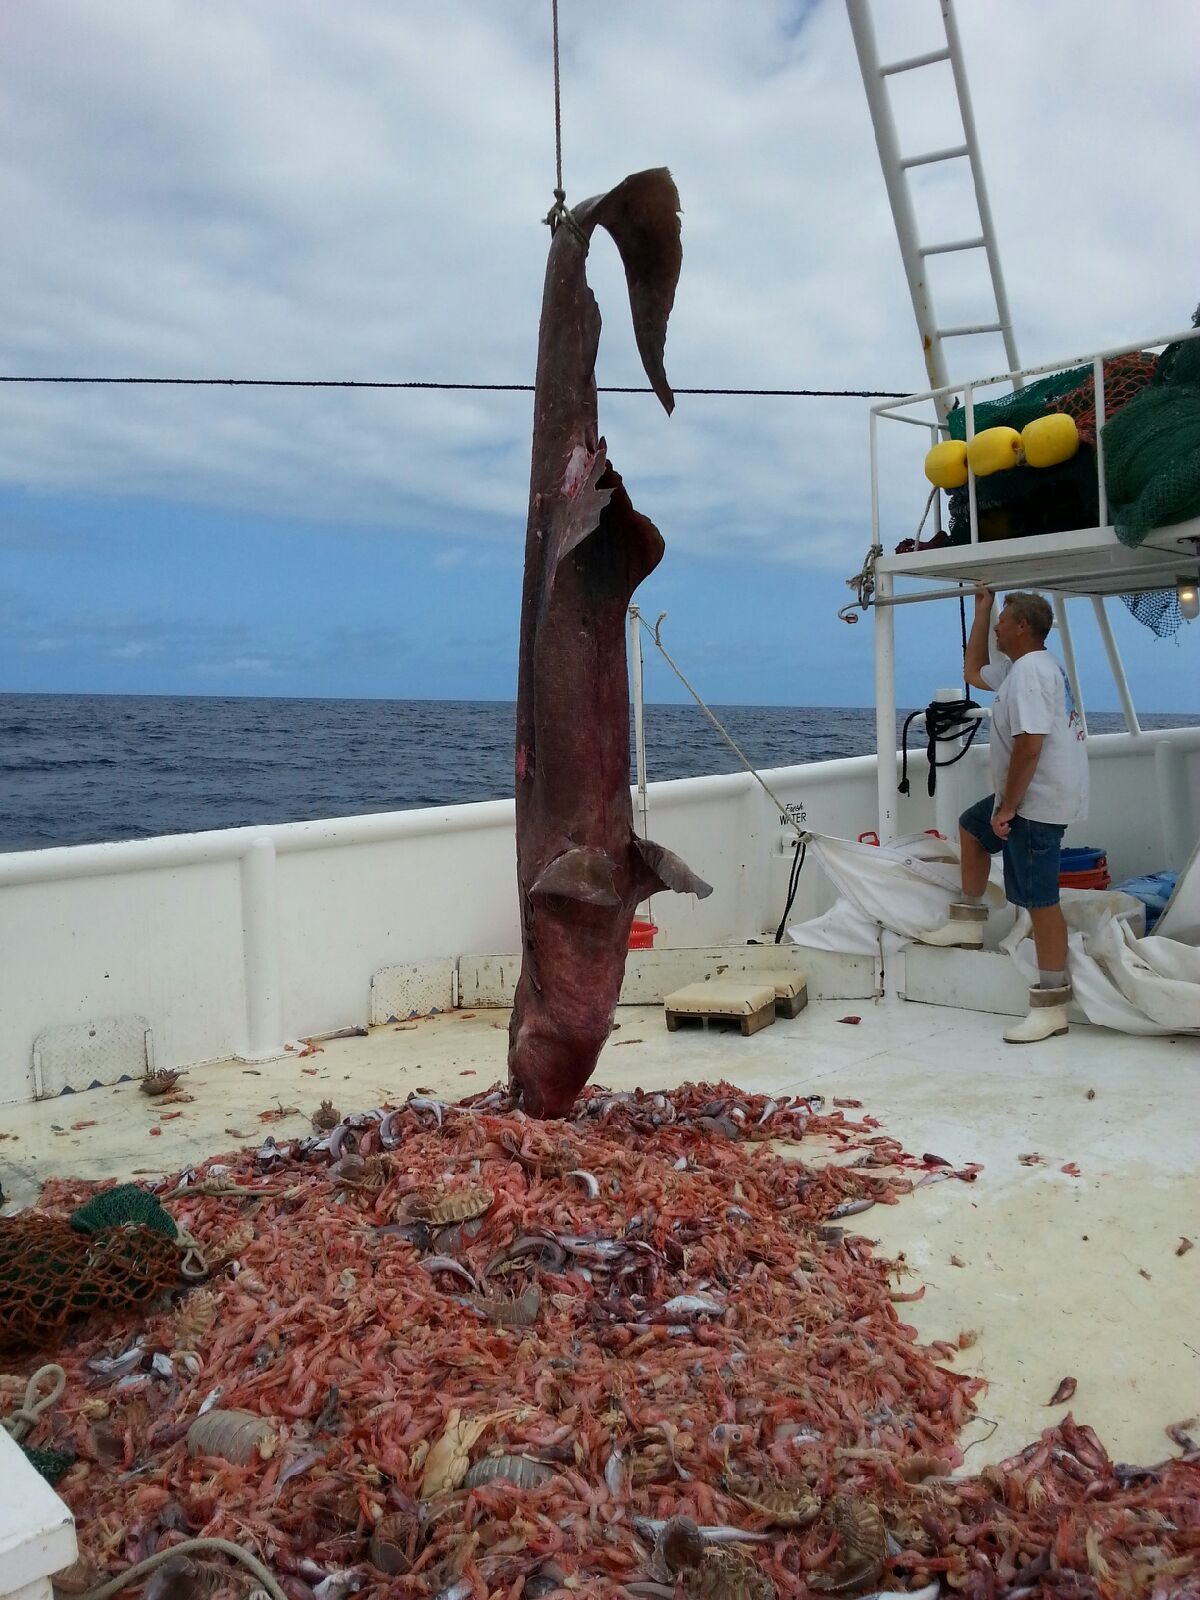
[872,323,1200,420]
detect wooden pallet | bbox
[663,979,778,1037]
[775,981,808,1020]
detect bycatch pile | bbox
[10,1083,1198,1600]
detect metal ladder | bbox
[845,0,1021,424]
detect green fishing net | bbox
[945,366,1092,441]
[1104,385,1200,545]
[70,1183,177,1240]
[20,1443,75,1484]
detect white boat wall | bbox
[3,723,1197,1107]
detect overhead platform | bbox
[876,516,1200,598]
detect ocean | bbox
[1,693,1197,853]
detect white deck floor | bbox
[3,996,1197,1475]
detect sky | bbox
[1,0,1198,712]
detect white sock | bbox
[1039,969,1067,990]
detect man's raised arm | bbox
[965,586,995,691]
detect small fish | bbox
[829,1198,875,1219]
[709,1423,752,1449]
[566,1168,600,1198]
[408,1095,446,1126]
[277,1449,325,1489]
[555,1234,628,1261]
[312,1573,360,1600]
[1166,1418,1198,1452]
[1048,1376,1077,1406]
[660,1293,724,1317]
[420,1256,480,1292]
[86,1341,145,1380]
[633,1518,772,1546]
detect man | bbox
[920,587,1088,1043]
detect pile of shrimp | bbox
[14,1081,1199,1600]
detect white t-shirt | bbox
[980,650,1089,824]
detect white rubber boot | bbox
[1003,984,1071,1044]
[916,901,988,948]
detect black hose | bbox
[775,837,808,944]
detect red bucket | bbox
[1059,868,1111,890]
[629,918,658,950]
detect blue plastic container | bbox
[1060,846,1106,871]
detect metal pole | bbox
[628,605,649,839]
[941,0,1021,384]
[1091,596,1141,734]
[846,0,952,420]
[964,386,980,545]
[1052,596,1087,736]
[874,568,898,840]
[870,584,979,608]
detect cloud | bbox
[107,639,159,659]
[0,0,1195,587]
[197,654,284,677]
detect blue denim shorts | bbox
[959,794,1066,910]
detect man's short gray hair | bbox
[1003,591,1054,640]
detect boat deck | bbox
[3,996,1197,1474]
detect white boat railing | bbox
[3,728,1198,1105]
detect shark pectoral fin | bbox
[587,168,682,417]
[633,836,713,900]
[545,441,614,573]
[532,846,622,908]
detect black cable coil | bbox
[898,697,983,798]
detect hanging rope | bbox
[543,0,572,235]
[638,613,808,841]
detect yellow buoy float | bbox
[967,426,1022,477]
[923,440,969,489]
[1021,412,1079,468]
[922,413,1081,494]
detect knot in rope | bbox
[540,0,587,248]
[175,1224,209,1282]
[2,1363,66,1443]
[839,543,884,624]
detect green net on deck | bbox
[21,1442,75,1484]
[70,1183,177,1240]
[1,1186,183,1353]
